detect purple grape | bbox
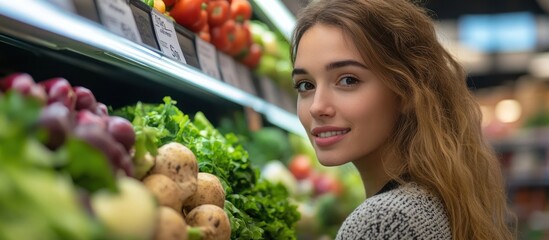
[73,124,117,172]
[28,84,47,104]
[38,102,71,150]
[40,78,76,110]
[76,110,107,130]
[107,116,135,151]
[95,103,108,117]
[74,86,97,111]
[0,73,34,93]
[74,124,133,176]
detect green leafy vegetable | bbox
[114,97,300,239]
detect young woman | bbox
[291,0,515,239]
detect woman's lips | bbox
[311,126,350,148]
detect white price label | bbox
[218,52,239,88]
[151,10,186,64]
[236,63,256,95]
[195,38,221,79]
[96,0,142,44]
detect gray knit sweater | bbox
[336,182,452,240]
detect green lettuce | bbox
[115,97,300,239]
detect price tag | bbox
[129,1,159,50]
[151,10,186,63]
[96,0,142,44]
[195,38,221,79]
[236,63,257,95]
[218,52,240,88]
[175,26,200,69]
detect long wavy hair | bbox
[291,0,515,239]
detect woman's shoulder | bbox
[336,182,452,240]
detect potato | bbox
[153,206,188,240]
[143,174,184,211]
[186,204,231,240]
[150,142,198,203]
[184,172,225,212]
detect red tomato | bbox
[239,43,261,68]
[162,0,176,8]
[227,23,250,56]
[313,174,342,197]
[199,24,211,42]
[199,31,211,42]
[289,155,312,180]
[207,1,230,27]
[188,9,208,32]
[170,0,204,28]
[242,20,252,45]
[210,19,236,52]
[230,0,252,23]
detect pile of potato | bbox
[142,142,231,240]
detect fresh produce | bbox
[162,0,176,8]
[74,86,97,111]
[207,0,230,27]
[230,0,252,23]
[107,116,136,151]
[91,176,158,240]
[150,142,198,203]
[188,8,208,32]
[143,174,185,211]
[170,0,204,29]
[211,19,236,53]
[2,72,299,239]
[289,154,313,180]
[154,0,166,13]
[240,43,262,69]
[0,73,135,176]
[0,88,113,240]
[186,204,231,240]
[115,97,300,239]
[1,73,134,178]
[249,21,294,91]
[0,72,46,103]
[220,111,366,239]
[133,152,156,179]
[162,0,260,67]
[38,102,72,150]
[261,160,297,195]
[184,172,226,211]
[154,207,189,240]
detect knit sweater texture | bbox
[336,182,451,240]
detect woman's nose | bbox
[309,87,335,118]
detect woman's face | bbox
[293,24,400,166]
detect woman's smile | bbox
[311,126,351,147]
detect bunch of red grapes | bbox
[0,73,135,177]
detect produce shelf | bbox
[0,1,305,137]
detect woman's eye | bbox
[294,81,315,92]
[338,76,360,87]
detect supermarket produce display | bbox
[0,73,299,239]
[0,0,301,136]
[0,0,312,238]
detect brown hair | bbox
[292,0,515,239]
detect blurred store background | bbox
[278,0,549,239]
